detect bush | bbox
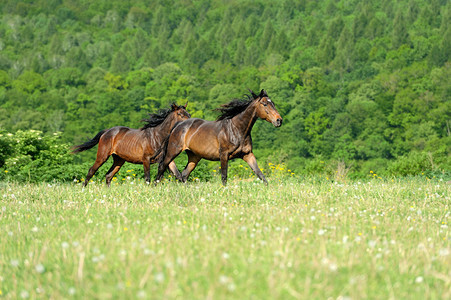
[0,130,76,182]
[388,152,433,176]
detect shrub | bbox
[1,130,75,182]
[388,152,433,176]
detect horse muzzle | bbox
[273,118,283,127]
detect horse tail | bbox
[72,130,107,154]
[151,134,171,164]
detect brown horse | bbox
[72,103,191,187]
[155,89,282,185]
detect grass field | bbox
[1,177,450,299]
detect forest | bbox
[0,0,450,181]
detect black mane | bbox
[141,108,172,130]
[215,94,254,121]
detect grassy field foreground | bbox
[0,178,450,299]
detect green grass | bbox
[1,177,450,299]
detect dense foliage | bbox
[0,0,450,181]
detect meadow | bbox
[1,176,450,299]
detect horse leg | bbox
[181,151,201,183]
[143,159,151,184]
[105,155,125,187]
[83,153,109,187]
[243,153,268,185]
[219,152,229,186]
[155,142,183,183]
[168,161,183,181]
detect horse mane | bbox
[215,94,255,121]
[140,107,172,130]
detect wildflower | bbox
[124,227,128,231]
[415,276,424,283]
[20,290,29,299]
[137,290,147,298]
[438,248,449,257]
[368,240,377,248]
[154,272,165,283]
[35,264,45,274]
[4,170,7,173]
[10,259,19,267]
[219,275,229,284]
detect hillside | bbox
[0,0,450,177]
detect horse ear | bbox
[259,89,266,97]
[248,89,258,99]
[184,100,188,108]
[171,103,177,110]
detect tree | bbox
[110,50,130,74]
[392,8,409,48]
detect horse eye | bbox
[263,102,268,106]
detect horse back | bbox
[103,126,150,163]
[169,119,223,160]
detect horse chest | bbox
[228,140,252,159]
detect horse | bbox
[72,103,191,187]
[155,89,282,185]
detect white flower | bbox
[137,290,147,298]
[438,248,450,257]
[35,264,45,274]
[318,229,325,236]
[329,263,338,272]
[10,259,19,267]
[415,276,424,283]
[154,272,165,283]
[20,290,29,299]
[61,242,69,249]
[68,287,76,295]
[219,275,230,284]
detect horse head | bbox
[250,89,282,127]
[170,102,191,124]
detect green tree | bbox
[110,50,130,74]
[392,8,409,48]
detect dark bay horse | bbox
[155,89,282,185]
[72,103,191,187]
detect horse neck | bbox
[144,114,176,138]
[231,102,258,137]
